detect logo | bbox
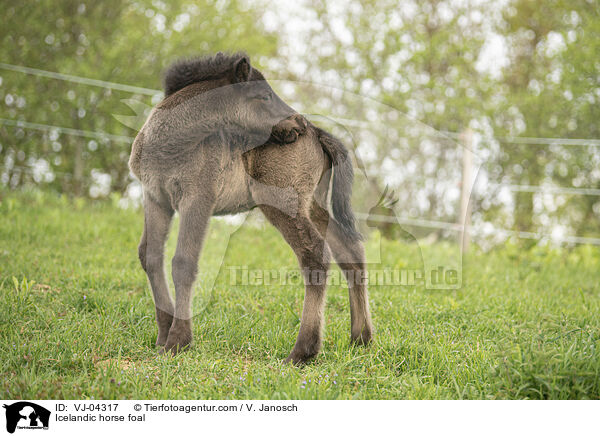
[2,402,50,434]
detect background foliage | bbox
[1,0,599,242]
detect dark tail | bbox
[315,127,362,241]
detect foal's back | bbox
[137,120,326,217]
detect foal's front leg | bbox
[260,205,331,364]
[162,194,214,354]
[139,194,175,347]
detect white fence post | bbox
[459,129,473,252]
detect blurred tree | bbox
[487,0,600,236]
[276,0,491,237]
[288,0,600,241]
[0,0,277,196]
[1,0,598,244]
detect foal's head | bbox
[160,52,296,142]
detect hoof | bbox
[350,327,373,346]
[161,339,192,355]
[283,352,314,366]
[284,341,320,365]
[162,318,192,355]
[157,343,190,356]
[155,308,174,347]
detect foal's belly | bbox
[212,157,255,216]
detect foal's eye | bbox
[258,92,272,101]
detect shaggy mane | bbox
[162,52,248,97]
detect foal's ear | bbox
[233,56,251,82]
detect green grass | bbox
[1,189,599,399]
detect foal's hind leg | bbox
[260,205,331,364]
[139,194,175,346]
[310,201,373,345]
[162,194,214,354]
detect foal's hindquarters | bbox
[138,128,373,363]
[244,129,373,363]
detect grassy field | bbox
[1,189,599,399]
